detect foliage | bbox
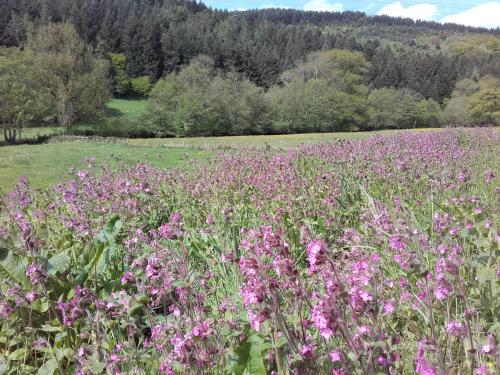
[146,58,267,137]
[110,53,131,96]
[280,49,369,94]
[267,79,367,133]
[25,23,111,130]
[110,54,153,97]
[0,48,53,143]
[130,76,153,97]
[0,129,498,374]
[367,88,442,129]
[0,2,498,137]
[468,89,500,125]
[0,0,498,95]
[442,76,500,126]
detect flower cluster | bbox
[0,128,498,374]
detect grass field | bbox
[129,128,437,148]
[0,142,209,192]
[0,128,444,192]
[106,98,146,119]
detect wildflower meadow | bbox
[0,128,498,374]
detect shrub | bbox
[130,76,153,97]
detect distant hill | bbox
[1,0,498,100]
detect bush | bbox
[267,79,368,133]
[367,88,443,130]
[130,76,153,97]
[145,59,267,137]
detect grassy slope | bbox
[106,98,146,119]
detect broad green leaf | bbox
[32,298,49,313]
[226,340,250,375]
[0,243,29,288]
[94,216,122,244]
[8,348,26,361]
[47,253,71,275]
[246,334,267,375]
[37,358,59,375]
[89,361,106,373]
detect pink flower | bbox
[311,299,338,339]
[331,349,342,362]
[477,365,496,375]
[26,263,47,285]
[484,170,495,183]
[383,300,396,315]
[389,235,406,250]
[416,341,437,374]
[192,320,211,340]
[446,321,465,337]
[76,170,88,179]
[434,276,452,300]
[300,344,314,359]
[481,335,496,355]
[25,291,37,302]
[306,240,327,272]
[248,309,270,331]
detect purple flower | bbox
[26,263,47,285]
[389,235,406,250]
[331,349,342,362]
[383,300,396,315]
[446,321,465,337]
[311,299,338,339]
[484,170,495,182]
[300,344,314,359]
[306,239,327,272]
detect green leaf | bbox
[40,325,63,333]
[94,216,122,244]
[226,334,267,375]
[7,348,26,361]
[55,348,72,362]
[89,361,106,373]
[47,253,71,275]
[37,358,59,375]
[89,217,122,275]
[0,243,29,288]
[226,340,250,375]
[31,298,49,313]
[246,334,267,375]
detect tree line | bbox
[1,0,498,95]
[0,1,499,141]
[142,51,499,137]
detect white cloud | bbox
[259,4,292,9]
[377,1,437,21]
[303,0,343,12]
[441,2,500,29]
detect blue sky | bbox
[203,1,500,28]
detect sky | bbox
[202,0,500,28]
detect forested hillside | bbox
[1,0,499,138]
